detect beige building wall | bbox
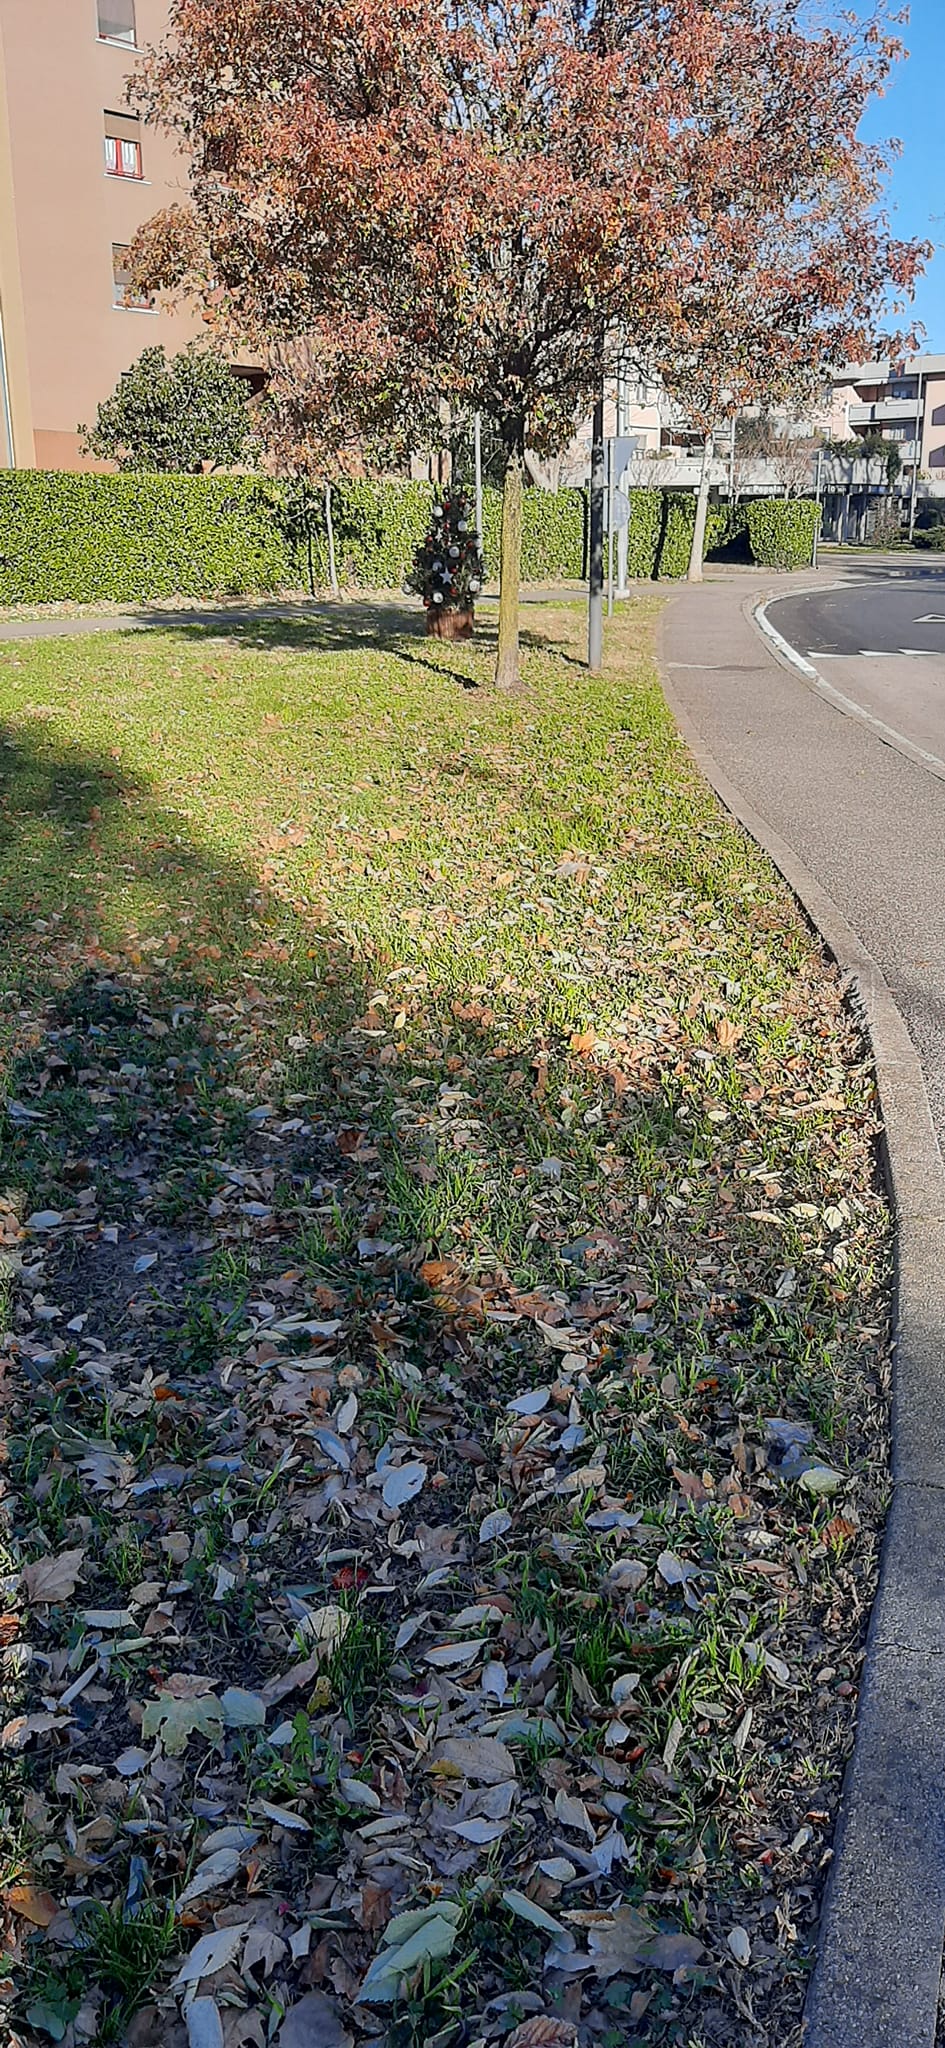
[0,0,198,469]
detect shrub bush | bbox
[0,472,291,604]
[480,485,585,580]
[746,498,820,570]
[0,471,592,604]
[912,526,945,551]
[0,469,814,604]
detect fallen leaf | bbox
[173,1924,246,1988]
[356,1909,460,2004]
[22,1548,85,1604]
[140,1690,223,1756]
[276,1991,353,2048]
[506,2024,578,2048]
[728,1925,751,1965]
[431,1736,516,1784]
[221,1687,267,1728]
[186,2001,224,2048]
[382,1460,427,1510]
[502,1890,573,1947]
[3,1883,59,1927]
[479,1509,513,1544]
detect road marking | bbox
[753,599,945,785]
[899,648,944,657]
[914,614,945,623]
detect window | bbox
[104,111,142,178]
[97,1,136,43]
[112,243,151,311]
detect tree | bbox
[128,0,925,676]
[731,410,822,503]
[406,488,484,636]
[80,342,252,472]
[633,3,929,582]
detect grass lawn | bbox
[0,599,887,2048]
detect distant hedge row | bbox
[0,472,818,605]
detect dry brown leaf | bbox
[21,1547,85,1604]
[3,1883,59,1926]
[506,2022,578,2048]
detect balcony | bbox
[848,399,921,426]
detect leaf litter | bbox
[0,604,889,2048]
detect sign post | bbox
[588,377,605,672]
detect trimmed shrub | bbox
[0,472,291,604]
[481,485,585,581]
[323,478,432,588]
[746,498,820,570]
[0,471,591,605]
[912,526,945,551]
[650,496,741,579]
[624,490,662,578]
[0,468,806,605]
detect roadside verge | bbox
[660,592,945,2048]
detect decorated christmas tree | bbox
[407,489,485,638]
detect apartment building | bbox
[0,0,197,468]
[830,356,945,474]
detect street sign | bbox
[610,435,641,479]
[605,487,631,533]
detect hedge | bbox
[0,470,815,605]
[745,498,820,570]
[0,472,292,605]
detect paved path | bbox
[664,566,945,1153]
[0,586,587,643]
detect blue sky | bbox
[857,0,943,350]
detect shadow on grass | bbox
[122,596,588,680]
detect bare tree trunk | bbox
[495,444,523,689]
[687,434,713,582]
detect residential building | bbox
[829,356,945,475]
[0,0,199,468]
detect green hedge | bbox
[0,472,292,604]
[0,469,816,605]
[746,498,820,570]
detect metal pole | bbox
[812,447,824,569]
[616,362,628,595]
[607,436,614,617]
[588,373,605,672]
[728,414,736,505]
[909,374,923,543]
[474,411,483,546]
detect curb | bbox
[658,600,945,2048]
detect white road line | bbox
[753,599,945,785]
[914,614,945,623]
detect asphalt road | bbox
[771,578,945,659]
[766,578,945,776]
[663,567,945,1154]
